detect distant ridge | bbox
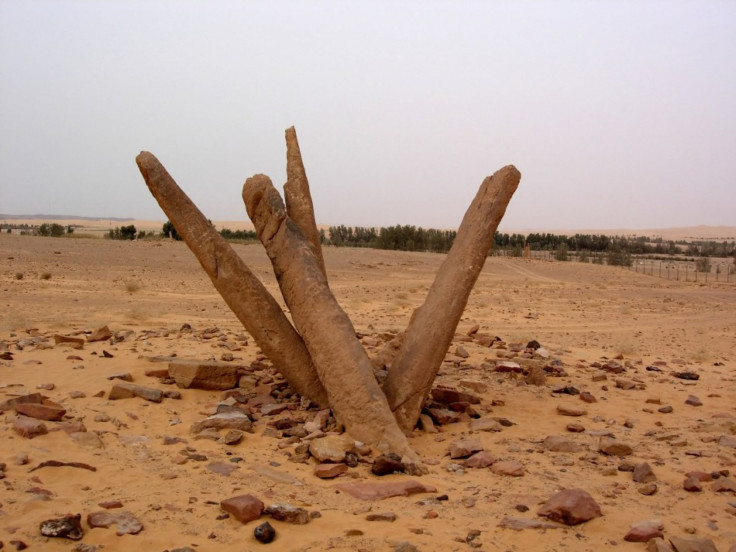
[0,214,135,222]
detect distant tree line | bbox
[321,226,736,268]
[324,225,457,253]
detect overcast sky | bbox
[1,1,734,231]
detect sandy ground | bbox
[1,233,735,551]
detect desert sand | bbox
[1,233,734,551]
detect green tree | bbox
[162,220,181,240]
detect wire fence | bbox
[493,249,736,285]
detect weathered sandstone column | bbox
[243,174,419,463]
[136,152,328,407]
[383,165,521,432]
[284,127,327,278]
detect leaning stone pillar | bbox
[136,152,328,407]
[382,165,521,432]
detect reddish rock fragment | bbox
[464,451,496,469]
[0,393,44,412]
[87,325,112,342]
[314,463,348,479]
[220,494,264,524]
[668,536,718,552]
[87,511,143,535]
[13,416,48,439]
[431,387,480,405]
[15,401,66,422]
[537,488,602,526]
[632,463,656,483]
[335,480,437,500]
[683,477,702,492]
[712,477,736,493]
[491,460,525,477]
[625,519,664,542]
[168,359,241,390]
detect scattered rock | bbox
[543,436,582,453]
[464,451,496,469]
[39,514,84,540]
[54,334,85,349]
[87,325,112,342]
[683,477,702,492]
[169,359,241,390]
[335,480,437,500]
[13,416,48,439]
[108,383,163,403]
[86,511,143,535]
[264,503,310,524]
[557,404,586,417]
[684,395,702,406]
[372,453,405,476]
[498,517,560,531]
[712,477,736,493]
[309,434,354,463]
[314,463,348,479]
[625,519,664,542]
[633,463,657,483]
[599,436,633,457]
[449,437,483,459]
[718,434,736,448]
[220,494,264,524]
[648,539,675,552]
[431,386,480,405]
[673,372,699,381]
[491,460,525,477]
[668,536,718,552]
[254,521,276,543]
[366,512,397,522]
[15,400,66,421]
[29,460,96,472]
[191,410,252,434]
[470,417,502,432]
[537,488,602,525]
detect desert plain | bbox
[1,232,735,552]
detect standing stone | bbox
[537,489,602,525]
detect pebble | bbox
[254,521,275,543]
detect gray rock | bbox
[191,410,252,434]
[40,514,83,540]
[86,511,143,535]
[264,503,310,524]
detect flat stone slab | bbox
[334,480,437,500]
[168,359,241,390]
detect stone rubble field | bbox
[1,234,735,551]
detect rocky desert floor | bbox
[1,233,735,552]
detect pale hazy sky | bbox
[1,1,734,231]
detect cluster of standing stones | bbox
[1,322,735,550]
